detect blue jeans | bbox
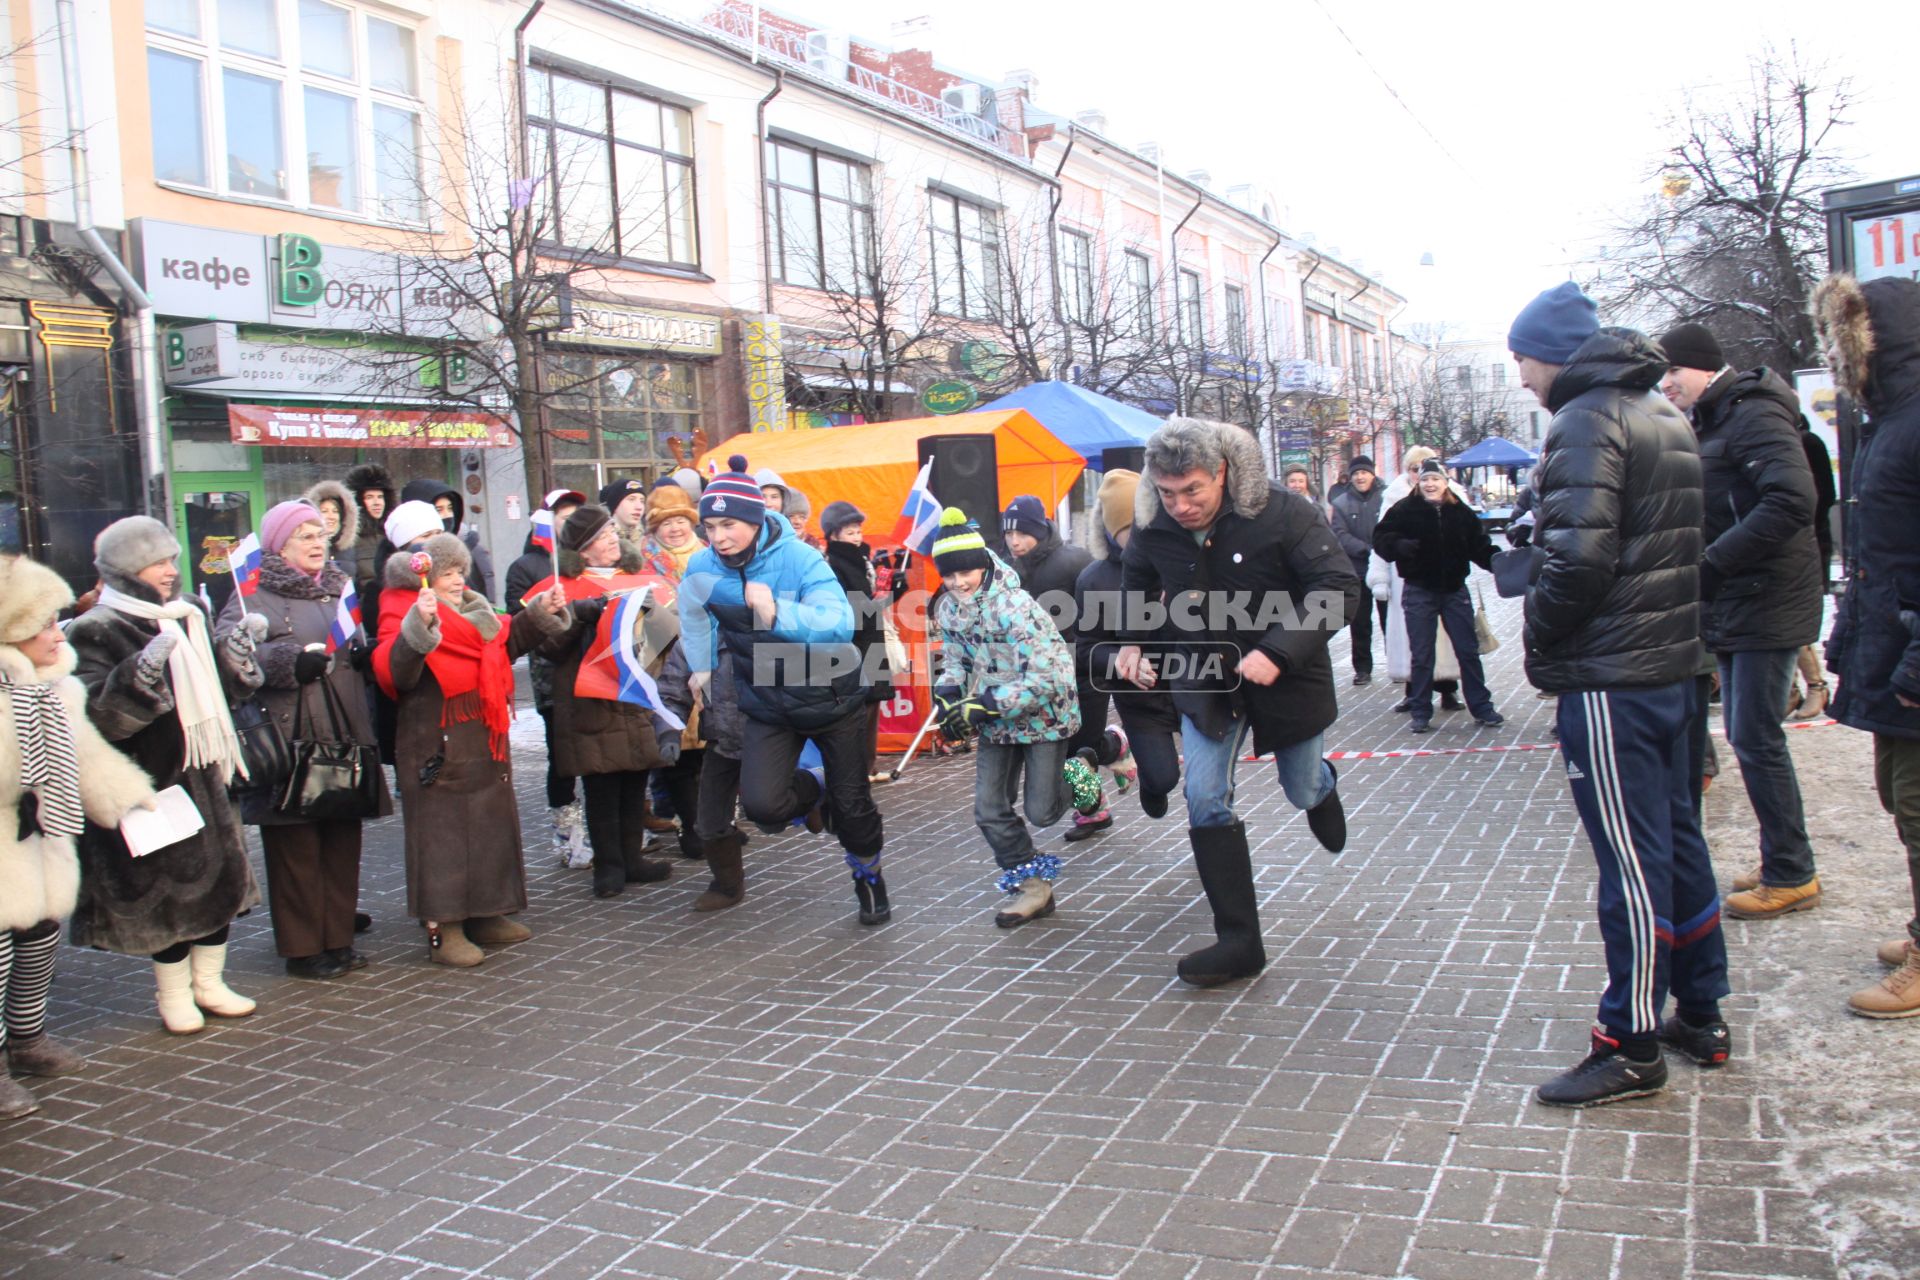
[1718,648,1815,887]
[973,738,1071,868]
[1180,713,1334,830]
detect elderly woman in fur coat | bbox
[373,532,568,966]
[217,500,392,980]
[0,557,155,1120]
[65,517,263,1034]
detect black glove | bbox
[1507,522,1532,549]
[344,636,373,673]
[570,595,609,629]
[294,650,332,685]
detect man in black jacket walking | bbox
[1114,418,1360,987]
[1512,284,1730,1108]
[1659,323,1824,920]
[1328,456,1386,684]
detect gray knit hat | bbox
[94,516,181,593]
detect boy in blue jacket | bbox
[677,457,891,924]
[929,508,1123,927]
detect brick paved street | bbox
[3,588,1917,1279]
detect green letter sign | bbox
[277,233,324,306]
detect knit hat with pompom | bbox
[699,455,767,527]
[931,507,991,576]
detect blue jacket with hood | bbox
[677,511,864,730]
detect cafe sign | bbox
[921,379,977,415]
[228,404,513,449]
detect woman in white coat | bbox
[0,557,155,1120]
[1364,446,1465,714]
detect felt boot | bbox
[427,921,484,968]
[465,916,532,945]
[6,1035,85,1077]
[1177,822,1267,987]
[694,832,746,912]
[0,1075,38,1120]
[189,943,256,1018]
[153,960,205,1034]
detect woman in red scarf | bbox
[375,533,568,966]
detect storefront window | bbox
[547,353,703,493]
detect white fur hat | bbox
[384,500,443,549]
[0,555,75,643]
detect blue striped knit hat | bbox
[699,455,767,526]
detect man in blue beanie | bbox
[1511,285,1732,1109]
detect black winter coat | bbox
[400,478,495,602]
[1327,482,1384,569]
[1372,492,1495,594]
[998,525,1092,640]
[1074,527,1178,733]
[1524,328,1704,695]
[1691,367,1823,652]
[1821,275,1920,741]
[1120,421,1361,754]
[825,539,899,703]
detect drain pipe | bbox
[755,69,786,314]
[57,0,168,519]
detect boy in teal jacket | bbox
[929,508,1128,926]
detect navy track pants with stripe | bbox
[1557,681,1730,1038]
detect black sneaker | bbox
[1536,1031,1669,1108]
[1474,710,1506,727]
[285,953,348,980]
[1409,721,1433,735]
[1390,697,1414,714]
[1353,671,1372,686]
[1658,1016,1731,1068]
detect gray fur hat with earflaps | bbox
[93,516,182,596]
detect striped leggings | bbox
[0,921,62,1050]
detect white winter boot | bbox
[154,960,205,1034]
[189,944,256,1018]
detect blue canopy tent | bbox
[1447,437,1538,468]
[977,381,1160,470]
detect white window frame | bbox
[1222,282,1247,356]
[1175,268,1204,348]
[929,190,1000,320]
[1058,227,1093,323]
[144,0,427,223]
[1123,249,1154,337]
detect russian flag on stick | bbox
[892,459,943,557]
[325,581,361,653]
[230,533,264,597]
[609,587,686,731]
[530,506,556,553]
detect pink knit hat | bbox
[261,500,325,555]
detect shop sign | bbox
[162,322,239,384]
[744,315,787,433]
[958,339,1011,382]
[165,333,479,400]
[561,299,724,354]
[228,404,513,449]
[921,379,977,415]
[135,220,491,339]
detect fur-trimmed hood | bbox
[1813,273,1920,416]
[1081,510,1123,562]
[343,463,398,521]
[303,479,359,551]
[1134,417,1270,530]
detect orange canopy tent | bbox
[694,408,1084,530]
[695,410,1085,756]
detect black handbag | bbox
[230,695,292,791]
[275,676,382,821]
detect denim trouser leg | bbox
[974,739,1070,869]
[1182,714,1332,827]
[1719,648,1815,886]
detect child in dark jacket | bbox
[928,508,1118,927]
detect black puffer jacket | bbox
[1816,274,1920,741]
[1524,327,1704,695]
[998,524,1092,640]
[1327,481,1384,569]
[1372,491,1495,593]
[400,478,495,603]
[1691,367,1822,652]
[825,539,900,703]
[1121,419,1361,754]
[1074,523,1178,731]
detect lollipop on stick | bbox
[409,551,432,589]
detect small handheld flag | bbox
[230,533,264,598]
[892,459,943,557]
[326,582,361,653]
[609,588,687,731]
[530,506,556,554]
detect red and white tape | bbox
[1240,718,1842,764]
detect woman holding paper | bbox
[374,532,567,967]
[66,517,263,1034]
[0,557,156,1119]
[217,501,391,980]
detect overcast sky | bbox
[660,0,1916,341]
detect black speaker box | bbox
[1101,445,1146,474]
[917,434,1000,533]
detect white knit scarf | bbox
[97,585,248,783]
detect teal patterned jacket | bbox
[932,553,1082,745]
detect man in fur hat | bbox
[1113,418,1361,988]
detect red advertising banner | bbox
[227,404,514,449]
